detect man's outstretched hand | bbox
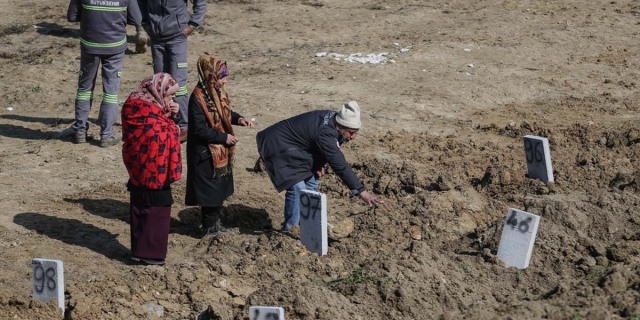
[359,191,384,206]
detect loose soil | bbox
[0,0,639,319]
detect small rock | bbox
[266,270,284,281]
[595,256,609,267]
[159,300,181,313]
[546,182,557,193]
[600,270,627,293]
[436,174,454,191]
[577,256,597,267]
[408,225,422,240]
[179,269,195,282]
[231,296,245,307]
[537,186,550,195]
[599,137,607,145]
[588,243,607,257]
[142,302,164,317]
[499,171,512,184]
[219,264,233,276]
[328,216,355,240]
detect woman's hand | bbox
[238,117,254,128]
[169,101,179,115]
[226,134,238,145]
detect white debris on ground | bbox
[316,52,392,64]
[6,107,13,111]
[315,42,416,64]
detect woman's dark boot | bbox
[201,206,231,236]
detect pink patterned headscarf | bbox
[129,73,180,115]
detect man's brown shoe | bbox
[135,30,149,54]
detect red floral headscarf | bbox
[129,73,180,117]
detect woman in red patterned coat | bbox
[121,73,182,265]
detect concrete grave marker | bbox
[523,135,554,182]
[32,258,64,315]
[497,209,541,269]
[299,190,328,256]
[249,306,285,320]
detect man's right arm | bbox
[317,130,365,193]
[317,128,383,206]
[67,0,81,22]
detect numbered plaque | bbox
[249,306,285,320]
[299,190,328,256]
[32,258,64,314]
[523,135,554,182]
[497,209,541,269]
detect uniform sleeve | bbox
[127,0,143,26]
[189,0,207,28]
[316,129,365,192]
[67,0,81,22]
[138,0,148,25]
[188,94,227,144]
[231,111,243,125]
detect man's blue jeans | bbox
[281,175,319,231]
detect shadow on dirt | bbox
[64,198,129,222]
[65,197,203,238]
[0,124,52,140]
[35,22,80,39]
[1,115,118,128]
[0,115,74,126]
[13,212,130,263]
[36,22,80,39]
[226,204,273,235]
[177,204,274,237]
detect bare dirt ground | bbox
[1,0,639,319]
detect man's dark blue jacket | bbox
[256,110,366,193]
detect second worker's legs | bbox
[165,35,189,134]
[98,52,125,147]
[150,39,169,74]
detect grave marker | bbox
[523,135,554,182]
[249,306,285,320]
[299,190,328,256]
[32,258,64,315]
[497,209,541,269]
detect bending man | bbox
[256,101,383,232]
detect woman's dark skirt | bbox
[130,203,171,260]
[128,182,173,260]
